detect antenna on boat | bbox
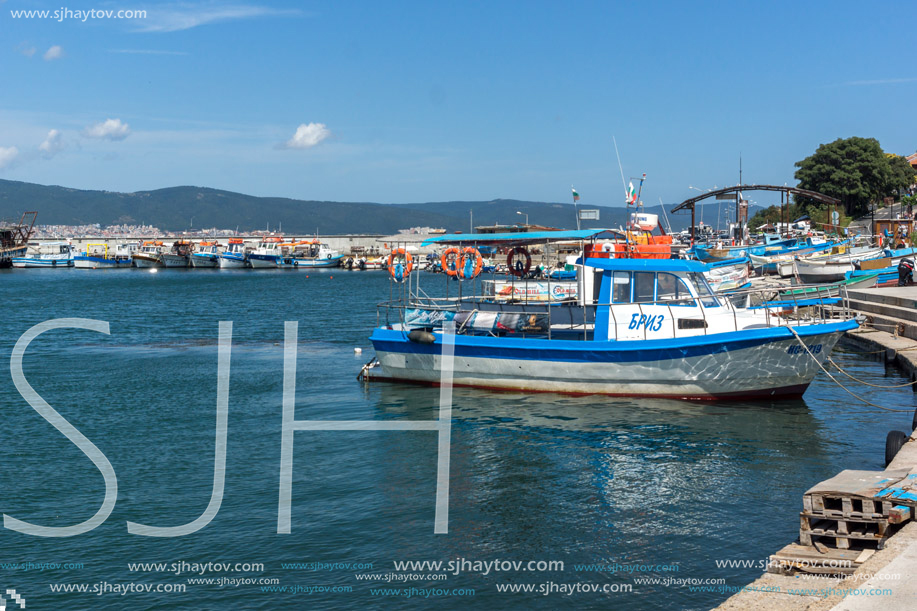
[659,197,673,234]
[613,136,627,203]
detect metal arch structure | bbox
[670,185,841,244]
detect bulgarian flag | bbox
[572,187,580,202]
[626,182,637,205]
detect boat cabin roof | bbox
[582,257,707,273]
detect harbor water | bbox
[0,268,914,610]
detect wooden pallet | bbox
[803,494,894,518]
[799,512,895,549]
[767,543,874,576]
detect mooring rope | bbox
[825,355,917,389]
[787,326,913,413]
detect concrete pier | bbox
[714,285,917,610]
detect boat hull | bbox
[160,253,190,268]
[369,322,855,401]
[74,256,131,269]
[248,254,280,268]
[219,254,248,268]
[11,257,73,268]
[285,255,343,268]
[795,261,854,284]
[133,254,162,268]
[191,254,219,268]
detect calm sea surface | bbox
[0,268,914,610]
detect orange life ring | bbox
[458,247,483,279]
[441,247,461,276]
[507,247,532,277]
[387,248,413,280]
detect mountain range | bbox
[0,178,753,235]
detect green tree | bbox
[886,154,917,197]
[794,137,892,217]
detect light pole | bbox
[688,186,709,244]
[516,211,528,227]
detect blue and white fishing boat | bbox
[365,230,858,401]
[191,241,222,268]
[11,241,74,267]
[248,237,284,269]
[74,242,136,269]
[284,240,343,268]
[218,238,249,268]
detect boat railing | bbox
[376,281,852,341]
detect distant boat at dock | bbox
[284,240,343,268]
[191,241,222,268]
[74,242,136,269]
[248,237,284,268]
[12,241,74,268]
[160,240,194,268]
[219,238,248,268]
[133,241,166,268]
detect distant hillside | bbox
[0,178,748,234]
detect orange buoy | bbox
[441,247,460,277]
[458,247,483,279]
[387,248,414,281]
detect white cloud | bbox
[17,43,37,58]
[0,146,19,170]
[83,118,131,141]
[39,129,64,157]
[137,3,301,33]
[282,123,331,149]
[43,45,63,61]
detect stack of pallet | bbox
[768,469,916,576]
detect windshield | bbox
[688,272,720,307]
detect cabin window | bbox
[611,271,631,304]
[689,272,720,307]
[655,273,692,304]
[633,272,655,303]
[593,270,604,304]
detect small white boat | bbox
[74,242,136,269]
[132,241,166,268]
[219,238,249,268]
[794,246,886,284]
[12,241,74,268]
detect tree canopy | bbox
[793,137,915,217]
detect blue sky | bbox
[0,0,914,210]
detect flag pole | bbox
[572,186,580,230]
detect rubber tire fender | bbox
[885,430,909,467]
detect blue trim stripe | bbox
[370,320,857,363]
